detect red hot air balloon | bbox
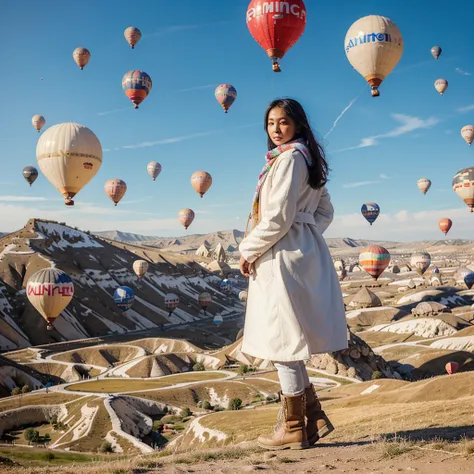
[246,0,307,72]
[445,361,459,375]
[438,218,452,236]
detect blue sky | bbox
[0,0,473,241]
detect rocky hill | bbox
[0,219,242,351]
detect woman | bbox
[239,98,347,451]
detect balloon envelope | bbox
[359,245,391,280]
[104,179,127,206]
[36,123,102,206]
[214,84,237,113]
[191,171,212,198]
[464,272,474,290]
[165,293,179,314]
[72,47,90,69]
[124,26,142,49]
[27,268,74,329]
[239,290,248,302]
[23,166,38,186]
[345,15,403,97]
[361,202,380,225]
[32,115,45,132]
[133,260,149,279]
[434,78,448,95]
[410,251,431,276]
[445,361,459,375]
[178,208,195,229]
[114,286,135,312]
[220,279,232,293]
[452,168,474,212]
[246,0,307,71]
[122,70,152,109]
[199,291,212,309]
[213,314,224,326]
[417,178,431,195]
[147,161,162,180]
[461,125,474,146]
[438,218,452,236]
[430,46,442,59]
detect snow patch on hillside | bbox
[369,318,458,338]
[36,222,103,249]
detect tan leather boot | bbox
[305,383,334,445]
[257,392,309,450]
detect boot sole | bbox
[257,441,309,450]
[308,423,335,446]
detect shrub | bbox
[354,324,364,333]
[152,420,163,432]
[237,365,249,376]
[229,398,243,411]
[24,428,36,444]
[161,415,182,424]
[181,407,192,417]
[41,452,55,461]
[100,441,114,453]
[202,400,211,410]
[11,387,20,396]
[21,384,31,394]
[193,362,205,371]
[173,425,185,431]
[372,370,383,380]
[43,433,51,444]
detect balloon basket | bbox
[65,199,74,206]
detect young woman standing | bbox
[239,98,347,450]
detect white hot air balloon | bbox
[147,161,162,181]
[36,123,102,206]
[164,293,179,315]
[461,125,474,146]
[410,251,431,276]
[133,260,149,279]
[417,178,432,195]
[345,15,404,97]
[434,78,448,95]
[213,313,224,326]
[32,115,45,133]
[453,168,474,212]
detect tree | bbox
[229,398,242,411]
[24,428,36,445]
[100,441,114,453]
[43,433,51,445]
[11,387,20,396]
[152,420,163,432]
[181,407,192,417]
[202,401,211,410]
[193,362,205,371]
[371,370,383,380]
[21,384,31,394]
[237,365,249,376]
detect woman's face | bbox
[267,106,297,146]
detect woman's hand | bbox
[240,255,253,278]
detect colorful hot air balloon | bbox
[124,26,142,49]
[178,208,195,230]
[36,123,102,206]
[432,267,440,274]
[165,293,180,316]
[417,178,431,195]
[239,290,248,303]
[23,166,38,187]
[133,260,149,280]
[430,46,442,60]
[359,245,391,280]
[27,268,74,330]
[445,361,459,375]
[453,168,474,212]
[246,0,307,72]
[461,125,474,146]
[345,15,403,97]
[72,47,91,70]
[220,279,232,294]
[199,291,212,314]
[434,78,448,95]
[32,115,45,133]
[104,179,127,206]
[147,162,162,181]
[464,272,474,290]
[361,202,380,225]
[191,171,212,198]
[334,259,347,281]
[410,251,431,276]
[214,84,237,113]
[213,313,224,326]
[122,70,152,109]
[114,286,135,313]
[438,218,452,236]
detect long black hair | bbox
[264,98,329,189]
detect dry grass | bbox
[2,349,38,364]
[0,392,79,412]
[51,345,141,368]
[358,331,423,348]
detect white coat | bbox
[239,148,348,361]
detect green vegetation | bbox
[181,407,192,417]
[193,361,205,371]
[100,441,114,453]
[229,398,243,410]
[372,371,383,380]
[11,387,20,396]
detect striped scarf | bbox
[246,138,313,234]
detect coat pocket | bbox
[254,247,274,283]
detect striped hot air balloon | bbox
[361,202,380,225]
[124,26,142,49]
[434,78,448,95]
[164,293,179,315]
[133,260,149,279]
[214,84,237,113]
[104,179,127,206]
[417,178,431,195]
[410,251,431,276]
[453,168,474,212]
[122,70,152,109]
[213,313,224,326]
[445,361,459,375]
[359,245,391,280]
[147,162,162,181]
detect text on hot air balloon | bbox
[345,33,396,53]
[27,283,74,297]
[247,2,306,22]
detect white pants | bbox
[273,360,310,395]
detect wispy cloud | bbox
[333,114,440,152]
[0,196,48,202]
[121,130,220,149]
[323,90,364,139]
[120,197,152,205]
[457,104,474,113]
[379,174,389,180]
[144,21,230,38]
[178,84,217,93]
[342,181,380,189]
[392,60,433,75]
[97,108,129,116]
[455,67,471,76]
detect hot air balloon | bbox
[220,279,232,294]
[345,15,403,97]
[464,272,474,290]
[124,26,142,49]
[461,125,474,146]
[361,202,380,225]
[445,361,459,375]
[359,245,391,280]
[32,115,45,133]
[27,268,74,330]
[438,218,452,236]
[239,290,248,303]
[178,208,195,230]
[213,313,224,326]
[122,70,152,109]
[147,162,162,181]
[452,168,474,212]
[133,260,149,280]
[434,78,448,95]
[456,267,472,283]
[23,166,38,187]
[214,84,237,113]
[417,178,431,195]
[432,267,440,274]
[430,46,442,60]
[36,123,102,206]
[191,171,212,198]
[114,286,135,314]
[165,293,179,316]
[246,0,307,72]
[410,251,431,276]
[334,259,347,282]
[104,179,127,206]
[72,47,91,70]
[199,292,212,314]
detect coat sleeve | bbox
[239,151,305,263]
[313,186,334,234]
